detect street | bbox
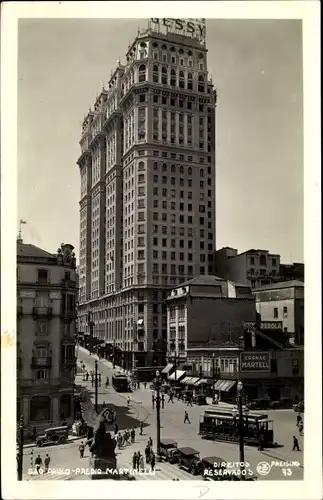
[23,347,303,481]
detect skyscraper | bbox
[77,18,217,366]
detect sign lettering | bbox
[240,352,271,372]
[150,18,206,44]
[244,321,283,331]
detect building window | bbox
[161,66,167,84]
[30,396,51,421]
[274,307,278,319]
[260,255,267,266]
[37,269,48,284]
[283,306,288,318]
[138,64,146,82]
[153,65,159,83]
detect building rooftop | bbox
[17,241,54,258]
[173,275,250,289]
[254,280,305,291]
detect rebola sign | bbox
[150,18,205,39]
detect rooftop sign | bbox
[244,321,283,331]
[150,18,206,45]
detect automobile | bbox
[176,447,201,474]
[293,400,304,413]
[193,455,227,479]
[36,426,69,447]
[246,399,271,410]
[269,398,293,409]
[193,395,207,405]
[159,439,178,462]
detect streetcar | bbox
[199,410,274,447]
[112,373,132,392]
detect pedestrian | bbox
[35,454,42,474]
[131,428,135,443]
[258,434,264,451]
[132,452,137,470]
[152,394,155,410]
[44,453,50,473]
[161,394,165,409]
[98,373,102,385]
[168,392,174,403]
[105,376,109,388]
[127,396,130,406]
[144,381,147,389]
[32,427,37,442]
[187,395,193,406]
[145,444,151,464]
[150,451,156,471]
[296,414,302,426]
[139,453,145,472]
[298,422,304,435]
[140,421,144,435]
[148,437,153,448]
[114,423,119,435]
[79,441,85,458]
[184,411,190,424]
[127,429,131,445]
[293,436,300,451]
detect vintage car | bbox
[193,456,227,479]
[36,426,69,447]
[176,447,201,474]
[159,439,178,462]
[294,400,304,413]
[269,398,293,409]
[246,399,271,410]
[193,394,207,406]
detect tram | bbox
[199,409,274,447]
[112,373,132,392]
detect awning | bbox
[214,380,236,392]
[180,377,192,384]
[194,378,207,386]
[168,370,186,381]
[186,377,201,386]
[161,363,174,375]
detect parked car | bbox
[293,400,304,413]
[159,439,178,462]
[193,455,227,479]
[176,447,201,474]
[193,395,207,405]
[269,398,293,409]
[246,399,271,410]
[36,426,69,447]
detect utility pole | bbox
[95,359,98,413]
[17,415,24,481]
[155,371,161,461]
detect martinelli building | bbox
[77,18,217,367]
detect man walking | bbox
[168,392,174,404]
[35,454,43,474]
[184,411,191,424]
[293,436,300,451]
[79,441,85,458]
[150,451,156,472]
[161,393,165,409]
[140,421,144,435]
[44,453,50,473]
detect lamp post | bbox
[17,415,24,481]
[94,360,98,412]
[212,353,215,401]
[155,370,161,461]
[232,380,247,479]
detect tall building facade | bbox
[17,240,77,435]
[77,19,217,364]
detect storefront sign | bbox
[240,352,271,372]
[244,321,283,331]
[150,18,206,44]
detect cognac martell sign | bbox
[240,352,271,372]
[150,18,206,44]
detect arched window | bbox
[179,165,184,174]
[198,75,205,93]
[30,396,51,422]
[161,67,167,85]
[200,168,204,177]
[138,64,146,82]
[35,346,48,357]
[179,70,185,89]
[138,161,145,171]
[171,164,176,173]
[162,163,167,172]
[153,65,159,83]
[170,68,176,87]
[153,162,158,170]
[187,72,193,90]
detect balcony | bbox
[61,278,77,288]
[31,356,52,368]
[33,307,53,318]
[60,309,77,320]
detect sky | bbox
[17,18,304,264]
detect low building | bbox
[214,247,281,289]
[17,239,78,436]
[253,281,304,345]
[166,275,256,363]
[279,262,304,282]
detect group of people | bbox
[34,453,51,474]
[144,437,156,470]
[114,423,136,449]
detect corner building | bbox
[77,19,217,366]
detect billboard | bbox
[240,352,271,372]
[244,321,283,331]
[150,18,206,45]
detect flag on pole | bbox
[20,220,27,224]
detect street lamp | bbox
[232,380,246,479]
[212,353,215,401]
[155,370,161,461]
[17,415,24,481]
